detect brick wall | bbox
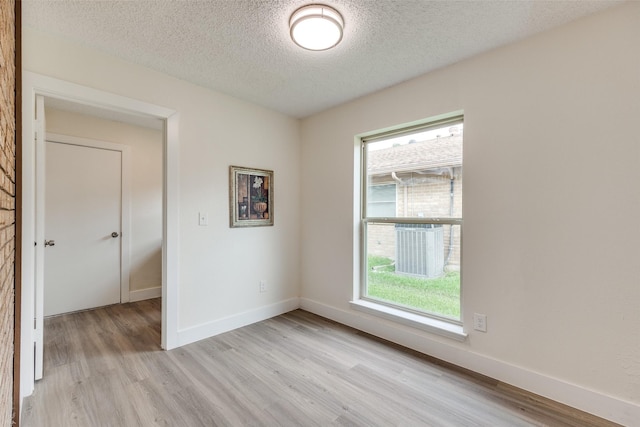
[0,0,16,425]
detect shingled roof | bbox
[367,135,462,176]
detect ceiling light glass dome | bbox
[290,4,344,51]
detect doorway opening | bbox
[42,102,164,317]
[21,72,179,400]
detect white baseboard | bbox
[177,297,300,347]
[299,297,639,426]
[129,286,162,302]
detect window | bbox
[360,116,463,324]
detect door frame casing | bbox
[21,72,180,401]
[43,133,133,304]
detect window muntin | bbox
[362,118,463,322]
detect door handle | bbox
[111,232,120,238]
[44,240,55,247]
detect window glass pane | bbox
[366,124,462,219]
[367,184,396,217]
[366,222,461,320]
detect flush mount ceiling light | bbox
[290,4,344,51]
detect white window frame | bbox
[351,112,467,341]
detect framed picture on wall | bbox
[229,166,274,227]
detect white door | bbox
[44,141,122,316]
[34,95,45,380]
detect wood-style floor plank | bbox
[21,299,619,427]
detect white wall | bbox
[23,26,301,337]
[44,107,163,295]
[300,3,639,424]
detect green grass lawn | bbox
[367,255,460,319]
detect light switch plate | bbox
[198,212,208,226]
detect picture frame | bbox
[229,166,274,227]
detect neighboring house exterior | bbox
[367,131,462,274]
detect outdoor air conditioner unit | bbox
[395,224,444,278]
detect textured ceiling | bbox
[23,0,623,118]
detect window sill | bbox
[349,299,467,342]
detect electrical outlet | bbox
[473,313,487,332]
[259,280,267,293]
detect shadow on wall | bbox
[131,246,162,291]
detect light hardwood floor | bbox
[22,299,618,427]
